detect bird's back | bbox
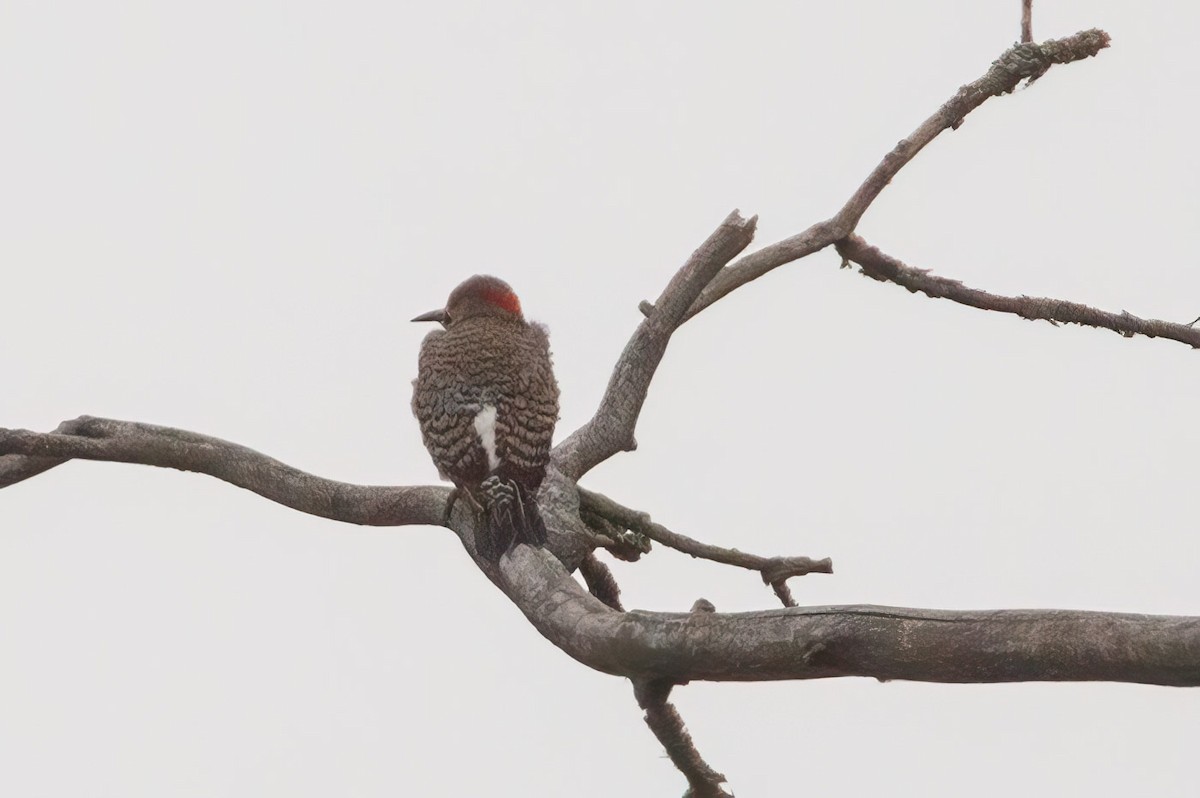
[411,315,559,490]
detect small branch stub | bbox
[634,679,730,798]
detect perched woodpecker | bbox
[411,275,560,560]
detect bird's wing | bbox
[412,332,493,485]
[494,323,560,482]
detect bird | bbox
[411,275,560,560]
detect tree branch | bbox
[551,210,758,481]
[496,545,1200,687]
[0,417,450,527]
[634,679,729,798]
[578,487,832,607]
[684,28,1111,321]
[1022,0,1034,44]
[836,234,1200,347]
[31,420,1185,692]
[0,416,96,489]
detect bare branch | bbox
[0,416,96,489]
[837,234,1200,348]
[1022,0,1034,43]
[552,210,757,480]
[7,419,1198,693]
[578,487,831,607]
[0,452,64,488]
[0,417,450,527]
[685,29,1111,320]
[496,545,1200,686]
[634,679,729,798]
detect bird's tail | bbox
[476,476,548,561]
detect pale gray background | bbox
[2,1,1198,796]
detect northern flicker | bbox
[411,275,560,560]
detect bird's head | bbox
[412,274,525,328]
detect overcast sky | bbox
[2,1,1199,796]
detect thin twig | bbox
[633,679,730,798]
[552,211,758,480]
[1022,0,1034,43]
[0,417,450,527]
[685,29,1111,320]
[578,487,832,607]
[836,234,1200,348]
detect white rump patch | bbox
[473,405,501,472]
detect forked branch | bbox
[3,420,1197,689]
[551,211,758,481]
[684,29,1111,320]
[558,30,1112,485]
[578,487,832,607]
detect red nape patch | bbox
[483,288,522,315]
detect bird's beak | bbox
[411,309,447,323]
